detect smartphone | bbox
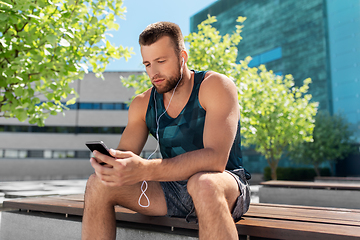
[85,141,114,165]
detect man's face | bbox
[141,36,181,94]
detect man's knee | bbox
[85,173,99,196]
[86,173,99,189]
[187,172,222,202]
[85,174,109,199]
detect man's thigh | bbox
[86,174,168,216]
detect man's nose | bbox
[148,65,160,80]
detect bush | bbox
[263,167,331,181]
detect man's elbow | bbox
[211,151,229,172]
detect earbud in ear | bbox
[182,57,184,65]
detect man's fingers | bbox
[90,158,113,175]
[93,150,116,165]
[109,148,132,159]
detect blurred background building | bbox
[0,72,159,181]
[190,0,360,175]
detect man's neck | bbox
[163,68,193,100]
[162,68,194,117]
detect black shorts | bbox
[160,168,250,223]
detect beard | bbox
[152,65,182,94]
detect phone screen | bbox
[85,141,114,165]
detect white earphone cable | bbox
[138,59,185,208]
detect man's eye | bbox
[158,60,165,63]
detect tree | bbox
[0,0,133,126]
[121,15,318,180]
[289,110,354,176]
[235,61,318,180]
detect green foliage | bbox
[0,0,134,126]
[235,60,318,180]
[263,166,331,181]
[289,110,355,176]
[121,15,318,180]
[185,15,246,75]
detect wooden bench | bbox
[2,194,360,240]
[259,180,360,209]
[315,176,360,183]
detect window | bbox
[79,103,93,109]
[76,151,91,158]
[0,125,125,134]
[261,47,282,63]
[93,103,101,109]
[67,151,75,158]
[18,150,27,158]
[53,150,69,158]
[249,47,282,67]
[0,149,161,160]
[102,103,114,110]
[249,55,260,67]
[38,101,130,110]
[4,150,18,158]
[114,103,124,110]
[28,150,44,158]
[44,150,52,158]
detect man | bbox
[82,22,251,240]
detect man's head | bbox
[139,21,185,57]
[139,22,187,94]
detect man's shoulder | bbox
[201,71,236,90]
[198,71,238,109]
[132,88,152,104]
[128,88,153,116]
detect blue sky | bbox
[105,0,216,72]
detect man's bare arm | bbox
[143,72,239,182]
[91,73,239,186]
[116,90,151,155]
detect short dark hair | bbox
[139,21,185,56]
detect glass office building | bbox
[191,0,360,174]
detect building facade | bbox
[190,0,360,174]
[0,72,159,181]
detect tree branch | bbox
[3,26,11,35]
[19,22,29,32]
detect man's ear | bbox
[181,50,188,64]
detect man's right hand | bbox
[90,149,150,187]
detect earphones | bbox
[138,57,185,208]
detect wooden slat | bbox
[247,204,360,226]
[254,202,360,213]
[261,180,360,190]
[315,177,360,182]
[3,196,198,230]
[237,217,360,240]
[3,196,85,216]
[4,195,360,240]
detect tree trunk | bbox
[270,165,277,180]
[269,156,278,180]
[266,151,279,180]
[313,164,321,177]
[329,160,335,176]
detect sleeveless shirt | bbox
[145,70,250,179]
